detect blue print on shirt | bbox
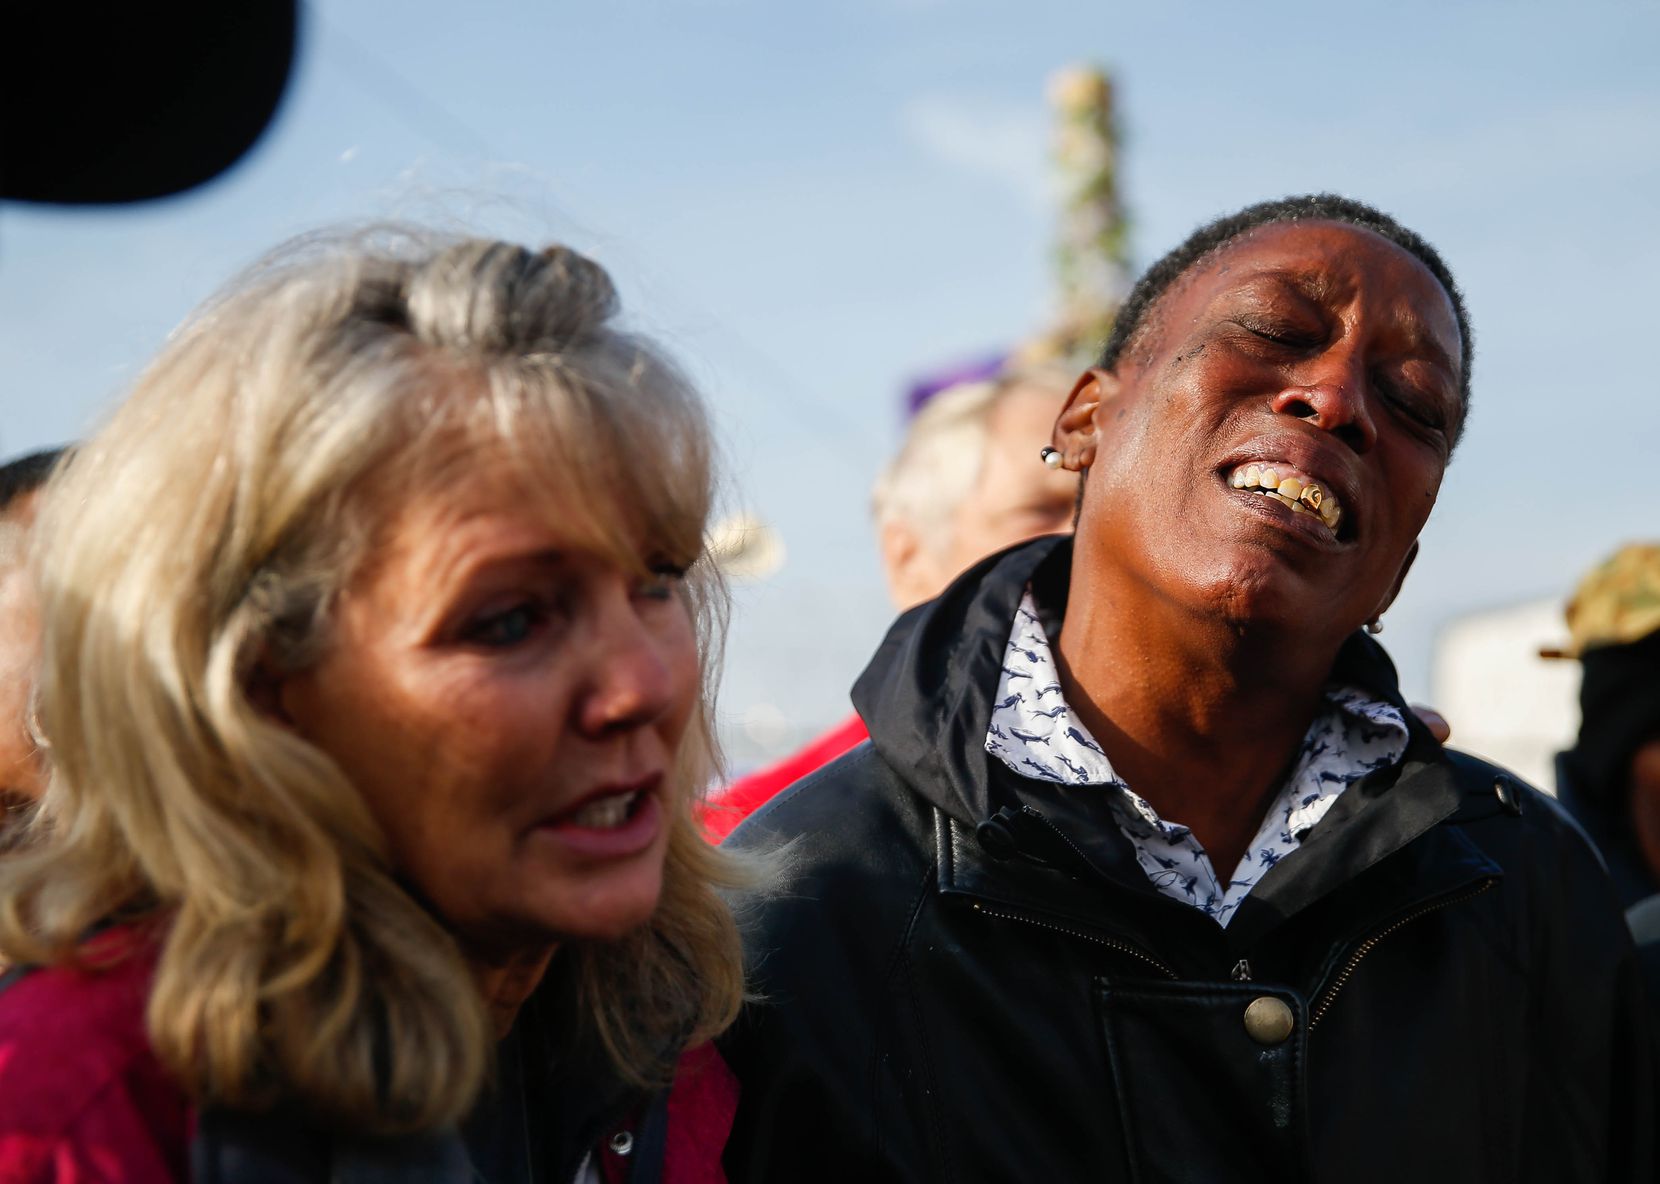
[985,588,1408,927]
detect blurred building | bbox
[1430,598,1578,790]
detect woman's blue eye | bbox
[467,604,540,647]
[637,565,686,601]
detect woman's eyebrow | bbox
[1387,310,1460,380]
[453,546,567,582]
[417,539,566,605]
[1244,269,1460,377]
[1228,269,1334,309]
[412,547,568,637]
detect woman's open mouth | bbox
[1227,462,1346,539]
[535,775,664,857]
[566,788,650,829]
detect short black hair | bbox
[0,447,68,515]
[1098,193,1473,442]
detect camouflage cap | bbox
[1541,543,1660,660]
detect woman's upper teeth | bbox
[1228,463,1344,531]
[569,790,639,829]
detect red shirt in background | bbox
[0,930,735,1183]
[0,929,188,1184]
[701,714,869,844]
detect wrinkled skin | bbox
[1059,220,1462,651]
[277,477,700,971]
[1050,220,1464,874]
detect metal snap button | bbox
[1492,775,1524,816]
[1243,996,1295,1045]
[608,1130,635,1157]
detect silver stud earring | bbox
[1365,618,1384,635]
[1040,447,1063,470]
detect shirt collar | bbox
[985,588,1410,816]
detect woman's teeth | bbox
[568,790,642,829]
[1229,464,1344,532]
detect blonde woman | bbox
[0,232,751,1182]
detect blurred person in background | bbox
[0,233,752,1181]
[720,195,1653,1183]
[0,448,64,830]
[1550,543,1660,1000]
[703,367,1079,841]
[873,365,1081,611]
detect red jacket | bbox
[0,929,187,1184]
[0,932,735,1183]
[701,715,868,843]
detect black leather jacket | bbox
[721,537,1655,1183]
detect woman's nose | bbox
[577,600,677,737]
[1269,381,1377,454]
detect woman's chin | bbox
[446,858,667,954]
[1190,559,1356,642]
[542,864,667,946]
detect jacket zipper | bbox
[1307,877,1498,1029]
[969,900,1179,979]
[1016,805,1100,873]
[970,809,1178,979]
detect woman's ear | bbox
[1052,368,1118,471]
[245,650,296,727]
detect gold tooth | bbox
[1243,471,1345,532]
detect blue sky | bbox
[3,0,1657,765]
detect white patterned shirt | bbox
[985,590,1409,926]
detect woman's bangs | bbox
[483,363,710,575]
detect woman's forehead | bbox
[1204,220,1446,301]
[355,495,631,609]
[366,446,692,578]
[1179,221,1462,351]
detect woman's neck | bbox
[466,942,560,1039]
[1055,576,1339,880]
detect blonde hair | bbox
[0,228,752,1134]
[870,364,1075,549]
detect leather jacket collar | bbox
[857,535,1506,961]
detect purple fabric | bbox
[904,352,1007,419]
